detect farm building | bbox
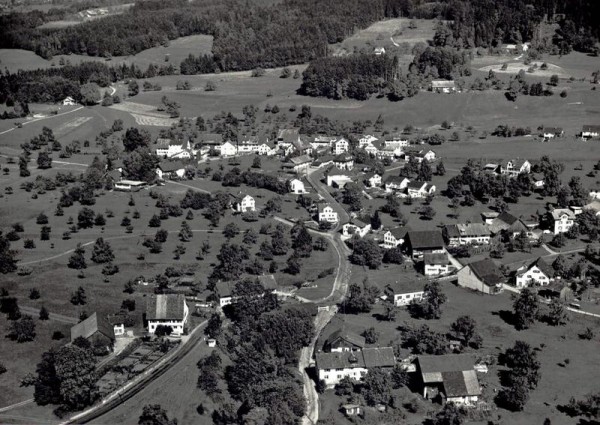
[364,173,382,188]
[497,159,531,177]
[156,161,186,180]
[423,253,454,277]
[515,257,554,287]
[114,179,147,192]
[488,212,528,237]
[443,223,491,247]
[323,329,365,353]
[405,230,445,259]
[316,347,395,386]
[384,280,426,307]
[70,312,115,351]
[457,258,504,294]
[429,80,456,93]
[145,294,188,336]
[62,96,77,105]
[416,354,481,405]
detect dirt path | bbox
[0,106,84,137]
[19,305,78,324]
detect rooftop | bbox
[466,258,504,286]
[145,294,186,321]
[407,230,445,250]
[316,347,395,370]
[424,252,449,265]
[70,312,114,342]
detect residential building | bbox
[416,354,481,405]
[310,135,336,151]
[383,133,409,149]
[219,141,238,157]
[515,257,554,287]
[288,154,312,174]
[404,149,436,163]
[333,138,350,155]
[62,96,77,106]
[316,347,395,386]
[540,127,564,139]
[497,159,531,177]
[156,160,186,180]
[429,80,456,93]
[237,137,260,154]
[70,312,115,351]
[532,173,545,189]
[488,211,528,237]
[405,230,445,259]
[323,329,365,352]
[333,153,354,170]
[358,135,379,149]
[318,203,339,223]
[341,218,371,238]
[364,144,379,156]
[405,181,436,198]
[589,189,600,200]
[443,223,491,247]
[364,173,382,188]
[231,193,256,212]
[457,258,504,294]
[342,404,362,417]
[423,253,454,276]
[581,125,600,139]
[257,140,277,156]
[288,178,307,194]
[481,211,499,225]
[549,208,575,234]
[382,227,409,248]
[384,280,426,307]
[145,294,189,336]
[384,176,410,192]
[326,167,354,188]
[373,47,386,55]
[114,180,147,192]
[156,139,194,159]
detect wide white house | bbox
[333,138,350,155]
[429,80,456,93]
[405,181,436,198]
[443,223,491,247]
[316,347,395,386]
[423,253,454,277]
[156,139,194,159]
[146,294,189,336]
[384,280,426,307]
[515,257,554,288]
[382,227,409,248]
[341,219,371,238]
[318,203,338,223]
[219,141,238,157]
[549,208,575,234]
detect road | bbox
[0,106,84,136]
[305,168,350,226]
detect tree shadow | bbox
[492,310,515,327]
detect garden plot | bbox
[478,61,570,78]
[110,101,179,127]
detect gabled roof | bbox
[71,312,115,342]
[230,192,253,203]
[146,294,186,321]
[346,218,369,228]
[156,138,171,147]
[466,258,504,286]
[257,275,277,290]
[442,370,481,397]
[418,353,475,375]
[316,347,395,370]
[407,180,427,190]
[445,223,491,238]
[582,125,600,133]
[385,279,426,295]
[198,133,223,144]
[277,128,300,143]
[325,329,365,349]
[518,257,553,278]
[334,153,353,162]
[387,227,409,240]
[550,208,575,220]
[384,175,409,185]
[326,166,351,177]
[290,154,312,165]
[318,203,334,213]
[424,252,449,266]
[407,231,445,250]
[158,160,186,172]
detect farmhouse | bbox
[373,46,386,55]
[589,190,600,200]
[443,223,491,247]
[384,176,410,192]
[488,211,528,237]
[145,294,189,336]
[333,153,354,170]
[318,203,339,223]
[288,154,312,174]
[114,179,146,192]
[405,230,445,259]
[481,211,499,224]
[405,180,436,198]
[540,127,564,139]
[288,178,307,194]
[515,257,554,287]
[384,280,426,307]
[231,193,256,212]
[323,329,365,352]
[423,253,454,277]
[416,354,481,405]
[315,347,395,386]
[257,140,277,156]
[70,312,115,351]
[383,133,409,149]
[457,258,504,294]
[219,141,238,157]
[341,218,371,238]
[155,139,194,159]
[581,125,600,139]
[62,96,77,105]
[364,172,382,188]
[382,227,409,248]
[497,159,531,177]
[156,160,186,180]
[404,149,436,163]
[310,135,337,151]
[429,80,456,93]
[376,145,400,159]
[549,208,575,234]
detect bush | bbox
[52,330,65,340]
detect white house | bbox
[365,173,382,188]
[333,138,349,155]
[589,189,600,200]
[288,178,307,194]
[231,193,256,212]
[384,280,426,307]
[443,223,491,247]
[146,294,189,336]
[373,47,386,55]
[549,208,575,234]
[364,144,379,156]
[457,259,504,295]
[326,168,354,188]
[498,159,531,177]
[257,141,277,156]
[405,181,436,198]
[318,203,338,223]
[532,173,545,189]
[219,141,238,157]
[540,127,563,139]
[333,153,354,171]
[404,149,436,163]
[156,161,186,180]
[315,347,395,387]
[156,139,194,159]
[383,134,409,149]
[429,80,456,93]
[323,329,365,353]
[310,135,336,151]
[358,135,379,149]
[515,257,554,288]
[423,253,454,277]
[382,227,409,248]
[114,180,147,192]
[62,96,77,106]
[341,219,371,238]
[581,125,600,139]
[384,176,410,192]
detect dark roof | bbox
[496,211,519,225]
[71,312,115,342]
[384,175,408,185]
[418,353,476,374]
[407,180,427,190]
[158,160,186,172]
[334,153,353,162]
[388,227,409,240]
[467,258,504,286]
[277,128,300,143]
[519,257,554,278]
[145,294,186,321]
[198,133,223,144]
[442,370,481,397]
[325,329,365,349]
[290,154,312,165]
[407,231,445,250]
[424,252,449,265]
[316,347,395,370]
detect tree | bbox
[36,213,49,225]
[8,315,36,342]
[362,327,379,344]
[79,83,101,105]
[413,281,447,320]
[280,67,292,78]
[546,298,569,326]
[91,238,114,263]
[122,128,151,152]
[346,282,377,314]
[513,288,539,330]
[496,375,530,411]
[19,155,30,177]
[39,306,49,320]
[179,221,193,242]
[37,151,52,169]
[149,215,161,228]
[502,340,541,389]
[205,313,222,339]
[361,368,393,406]
[128,80,139,96]
[68,244,87,269]
[418,159,433,181]
[70,286,87,305]
[139,404,178,425]
[450,315,480,348]
[77,207,95,229]
[431,402,466,425]
[285,255,301,274]
[252,156,261,168]
[0,231,18,274]
[420,205,436,220]
[223,223,239,240]
[349,239,382,269]
[205,81,216,91]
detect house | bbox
[457,258,504,294]
[416,354,481,405]
[288,154,312,174]
[405,230,445,259]
[373,46,386,55]
[365,173,382,188]
[62,96,77,106]
[589,190,600,200]
[326,167,354,188]
[342,218,371,238]
[498,159,531,177]
[443,223,491,247]
[382,227,409,248]
[316,347,395,386]
[156,139,194,159]
[584,200,600,216]
[549,208,575,234]
[323,329,365,352]
[107,314,126,337]
[156,160,186,180]
[376,145,400,159]
[429,80,456,93]
[288,178,307,194]
[488,211,528,237]
[257,140,277,156]
[333,153,354,170]
[215,281,234,307]
[342,404,362,417]
[384,280,426,307]
[515,257,554,288]
[532,173,545,189]
[405,181,436,198]
[318,203,339,223]
[333,138,350,155]
[423,253,454,277]
[358,135,379,148]
[404,149,436,163]
[311,135,337,151]
[198,133,223,148]
[540,127,564,139]
[481,211,499,225]
[383,134,409,149]
[114,179,147,192]
[145,294,189,336]
[219,141,238,157]
[231,193,256,212]
[70,312,115,350]
[384,176,410,192]
[581,125,600,139]
[364,143,380,156]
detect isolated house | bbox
[288,178,307,194]
[497,159,531,177]
[443,223,491,247]
[384,280,426,307]
[423,253,454,277]
[549,208,575,234]
[318,203,338,223]
[457,258,504,294]
[342,218,371,238]
[373,46,386,55]
[417,354,481,405]
[540,127,564,139]
[70,312,115,350]
[429,80,456,93]
[114,179,146,192]
[405,230,445,259]
[231,193,256,212]
[581,125,600,139]
[316,347,395,386]
[145,294,188,336]
[515,257,554,288]
[382,227,409,249]
[324,329,365,352]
